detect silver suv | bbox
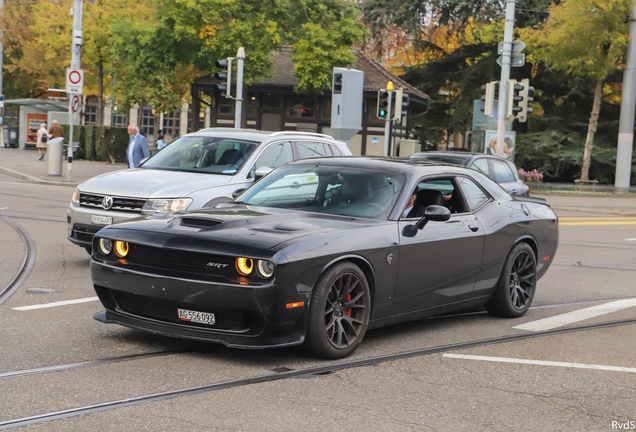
[67,129,352,252]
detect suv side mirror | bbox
[254,166,273,180]
[402,205,451,237]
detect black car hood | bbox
[98,204,381,253]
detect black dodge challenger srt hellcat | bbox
[90,157,559,359]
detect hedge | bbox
[59,125,129,162]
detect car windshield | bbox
[238,165,405,219]
[411,154,470,166]
[141,136,259,175]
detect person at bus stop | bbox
[49,120,64,140]
[126,124,149,168]
[36,123,51,161]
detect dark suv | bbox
[409,152,529,196]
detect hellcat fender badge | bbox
[386,254,393,264]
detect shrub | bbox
[518,169,544,182]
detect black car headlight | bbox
[141,198,192,214]
[256,260,275,278]
[98,238,113,255]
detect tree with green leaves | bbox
[521,0,631,182]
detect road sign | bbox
[71,95,80,113]
[48,89,68,100]
[498,40,526,55]
[497,53,526,67]
[66,68,84,94]
[372,137,380,145]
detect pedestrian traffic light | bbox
[507,79,524,118]
[377,90,389,119]
[480,82,497,116]
[392,87,409,121]
[215,58,232,98]
[516,78,534,123]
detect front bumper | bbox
[67,204,140,248]
[90,260,308,349]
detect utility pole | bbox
[234,47,245,128]
[615,5,636,193]
[496,0,516,158]
[0,0,4,149]
[384,81,393,157]
[67,0,82,181]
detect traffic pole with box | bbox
[66,0,83,181]
[384,81,393,157]
[234,47,245,128]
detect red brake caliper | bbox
[344,294,352,317]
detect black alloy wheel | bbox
[509,250,535,310]
[304,261,371,359]
[485,242,537,318]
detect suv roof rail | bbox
[196,128,270,134]
[268,131,336,140]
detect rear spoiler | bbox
[514,195,550,206]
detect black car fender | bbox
[321,254,377,308]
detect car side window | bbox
[250,141,293,177]
[471,158,490,176]
[403,178,468,218]
[295,141,329,160]
[457,177,490,211]
[329,145,344,156]
[491,159,516,183]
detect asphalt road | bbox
[0,181,634,432]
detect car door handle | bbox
[468,223,479,232]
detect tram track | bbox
[1,317,634,430]
[0,216,36,306]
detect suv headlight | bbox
[71,188,80,206]
[141,198,192,214]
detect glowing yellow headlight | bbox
[114,241,129,257]
[235,257,253,275]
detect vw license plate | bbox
[178,309,216,325]
[91,215,112,225]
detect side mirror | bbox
[254,166,273,180]
[232,188,246,200]
[402,205,451,237]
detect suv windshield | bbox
[238,165,405,219]
[411,154,470,166]
[142,136,259,175]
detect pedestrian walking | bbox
[36,123,51,161]
[49,120,64,140]
[126,124,149,168]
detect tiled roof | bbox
[194,46,428,101]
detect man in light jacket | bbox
[126,125,150,168]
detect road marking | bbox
[560,221,636,226]
[560,217,636,220]
[513,299,636,332]
[443,353,636,373]
[625,238,636,241]
[12,297,99,311]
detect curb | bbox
[550,205,636,217]
[0,166,79,187]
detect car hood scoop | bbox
[180,217,223,229]
[253,221,320,233]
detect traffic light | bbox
[507,79,524,118]
[393,87,409,121]
[480,82,497,116]
[377,90,389,119]
[215,58,232,98]
[516,78,534,123]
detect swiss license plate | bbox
[91,215,113,225]
[178,309,216,325]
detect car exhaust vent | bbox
[180,217,222,228]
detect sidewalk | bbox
[0,147,126,187]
